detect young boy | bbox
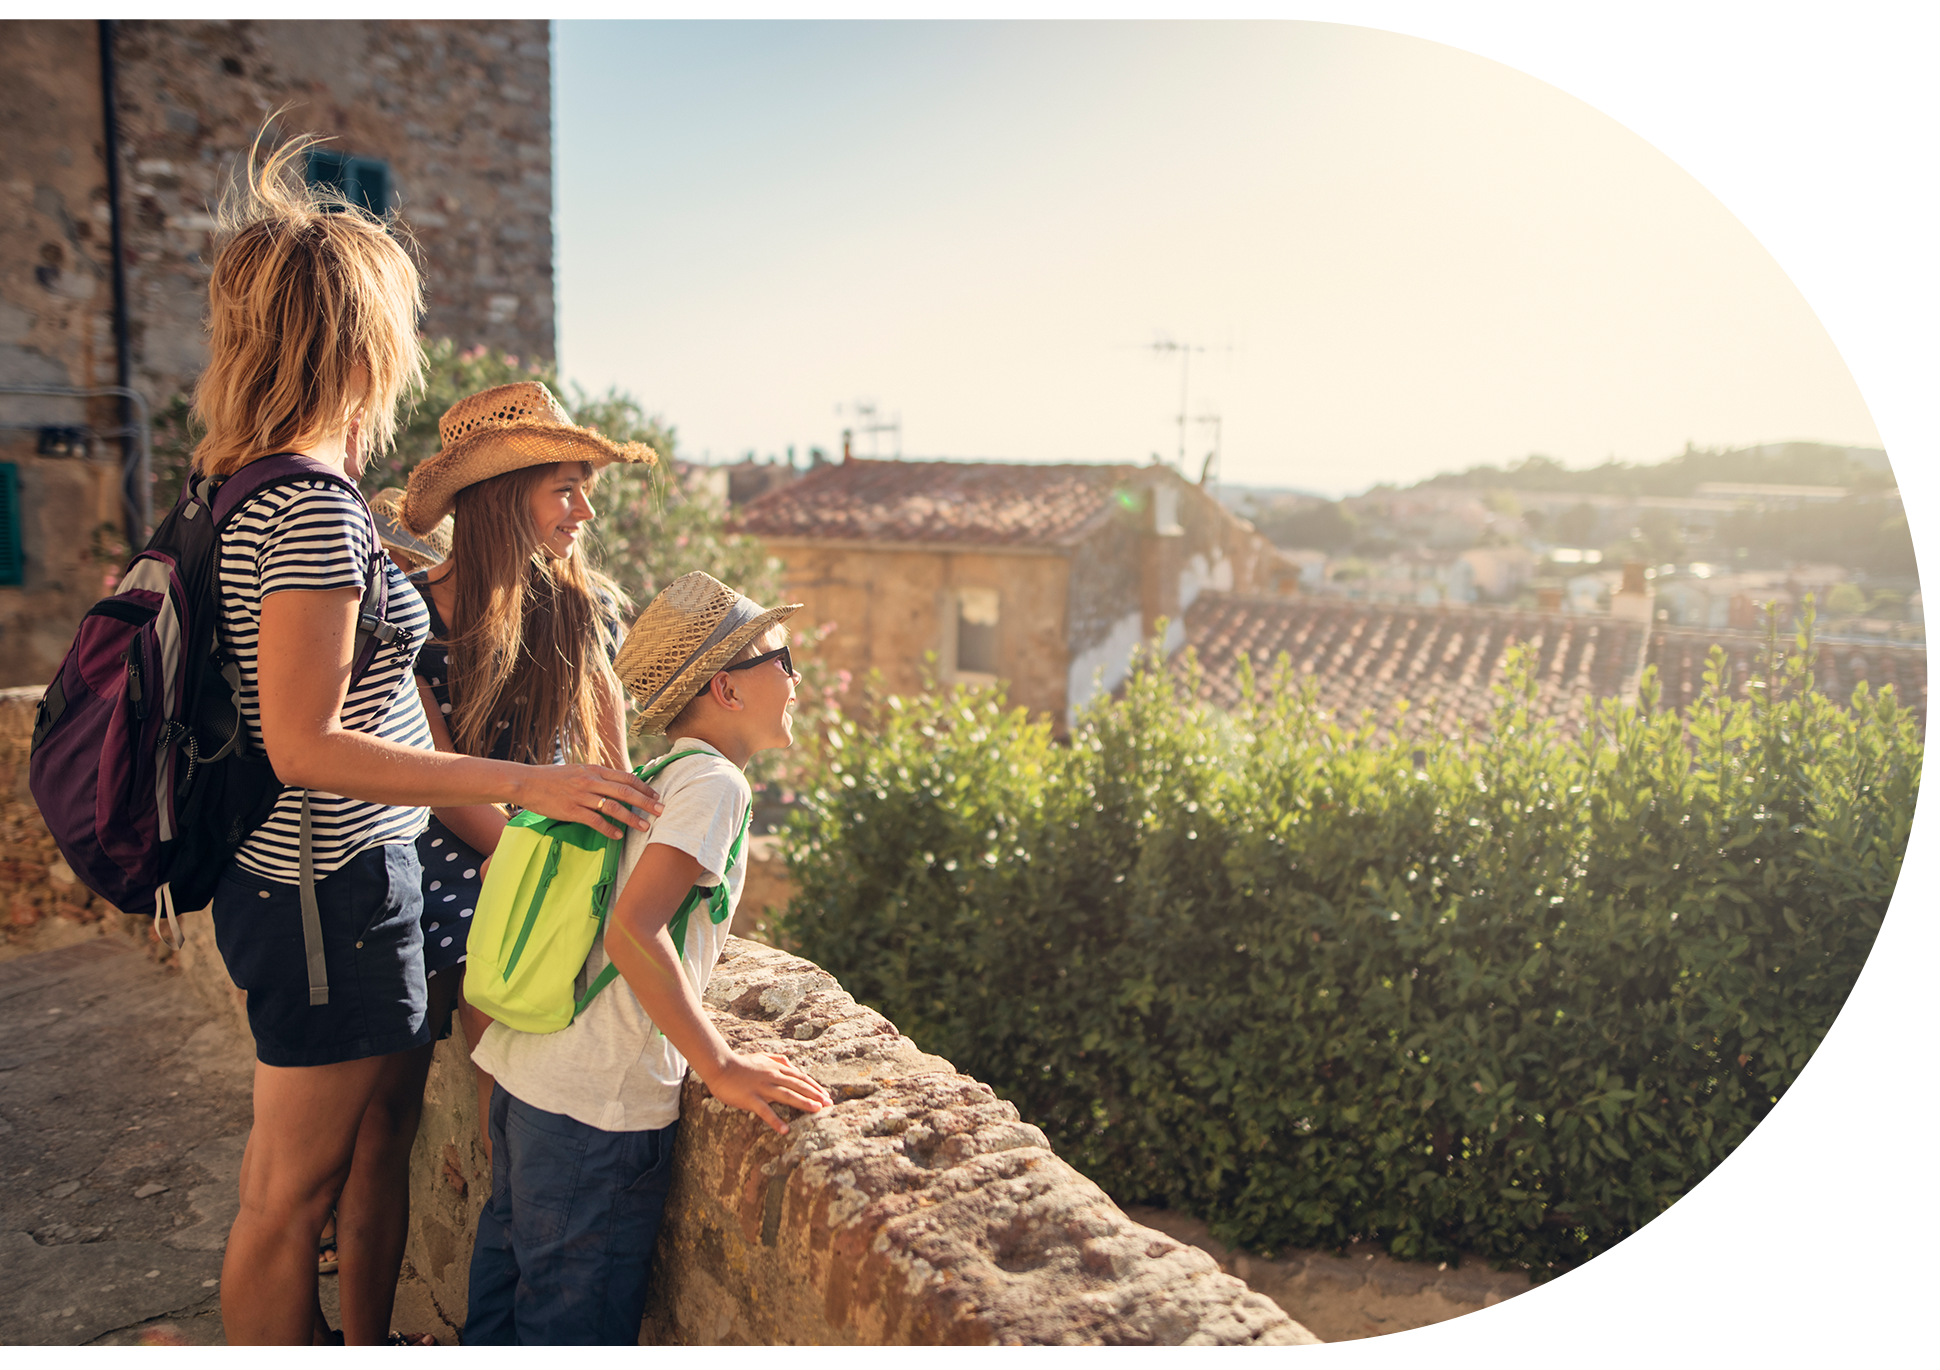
[462,571,834,1346]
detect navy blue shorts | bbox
[463,1086,679,1346]
[211,843,433,1069]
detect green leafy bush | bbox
[781,623,1919,1274]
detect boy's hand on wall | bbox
[708,1053,834,1135]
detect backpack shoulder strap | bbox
[571,752,745,1021]
[209,452,356,526]
[634,748,711,786]
[724,789,754,871]
[207,454,398,693]
[207,454,395,1010]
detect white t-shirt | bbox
[471,738,752,1132]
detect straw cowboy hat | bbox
[368,487,451,570]
[615,571,803,735]
[400,380,656,535]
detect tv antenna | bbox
[835,398,901,458]
[1195,412,1222,491]
[1149,337,1231,471]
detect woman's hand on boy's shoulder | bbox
[508,762,664,840]
[706,1053,834,1136]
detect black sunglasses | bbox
[721,644,794,678]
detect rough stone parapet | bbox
[640,939,1316,1346]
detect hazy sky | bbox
[553,21,1882,496]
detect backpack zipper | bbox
[124,649,147,720]
[503,836,563,977]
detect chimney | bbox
[1610,559,1655,623]
[1139,479,1184,637]
[1536,585,1563,614]
[841,429,852,462]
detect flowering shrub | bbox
[781,619,1920,1274]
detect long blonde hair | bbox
[192,125,424,477]
[440,463,629,765]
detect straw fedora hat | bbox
[400,381,657,535]
[615,572,804,736]
[369,487,452,570]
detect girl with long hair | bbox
[194,133,660,1346]
[393,382,650,1151]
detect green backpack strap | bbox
[571,751,726,1020]
[666,796,753,953]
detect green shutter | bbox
[0,463,21,586]
[305,149,392,216]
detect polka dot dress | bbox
[409,574,620,983]
[410,578,547,983]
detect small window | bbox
[0,463,21,586]
[955,588,999,676]
[306,149,392,217]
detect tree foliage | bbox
[1410,442,1897,498]
[781,615,1919,1276]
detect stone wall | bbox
[404,938,1316,1345]
[0,22,143,689]
[0,685,143,963]
[109,18,557,399]
[7,655,1302,1342]
[0,19,557,687]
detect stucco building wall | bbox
[766,540,1075,726]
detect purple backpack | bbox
[29,454,402,1000]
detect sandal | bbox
[389,1332,439,1346]
[318,1212,339,1276]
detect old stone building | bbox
[732,458,1290,730]
[0,19,556,687]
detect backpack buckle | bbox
[356,612,401,645]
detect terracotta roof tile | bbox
[1645,627,1926,725]
[1174,594,1650,739]
[1175,594,1927,739]
[731,458,1142,547]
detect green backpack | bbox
[461,749,753,1035]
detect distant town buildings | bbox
[1226,447,1917,647]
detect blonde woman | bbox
[194,135,660,1346]
[394,382,649,1156]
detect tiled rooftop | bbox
[1647,627,1927,724]
[731,458,1142,548]
[1174,594,1927,738]
[1175,594,1647,738]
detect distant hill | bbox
[1401,441,1894,498]
[1214,482,1335,512]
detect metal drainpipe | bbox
[97,19,145,548]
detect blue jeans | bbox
[463,1084,680,1345]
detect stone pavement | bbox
[0,936,449,1346]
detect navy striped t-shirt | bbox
[217,477,433,881]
